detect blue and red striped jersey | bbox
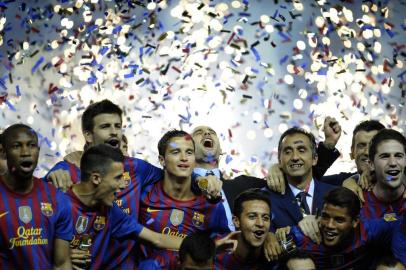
[215,252,277,270]
[392,215,406,265]
[361,190,404,220]
[290,218,396,269]
[0,176,73,270]
[139,180,230,269]
[46,156,163,269]
[67,189,144,269]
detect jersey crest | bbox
[122,172,131,187]
[93,216,106,231]
[18,206,32,224]
[170,209,184,226]
[40,202,54,217]
[192,211,205,228]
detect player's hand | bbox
[47,169,73,192]
[64,151,83,167]
[359,170,374,191]
[266,163,285,194]
[71,248,91,269]
[198,175,222,200]
[299,215,321,244]
[215,231,240,253]
[343,176,365,203]
[275,226,291,243]
[323,116,341,149]
[264,232,283,262]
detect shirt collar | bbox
[193,168,221,178]
[288,179,315,198]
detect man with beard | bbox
[46,100,220,269]
[138,130,229,269]
[67,144,185,269]
[0,124,73,269]
[277,187,397,269]
[215,188,277,269]
[268,120,385,196]
[191,119,340,230]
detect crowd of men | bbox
[0,99,405,270]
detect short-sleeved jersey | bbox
[215,252,277,270]
[392,215,406,265]
[0,177,73,270]
[361,190,404,220]
[139,180,230,269]
[290,218,396,269]
[67,189,144,269]
[46,156,162,269]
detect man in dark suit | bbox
[266,127,335,229]
[191,121,340,230]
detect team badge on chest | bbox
[41,202,54,217]
[93,216,106,231]
[18,206,32,224]
[122,172,131,187]
[192,212,205,228]
[170,209,184,226]
[76,216,89,234]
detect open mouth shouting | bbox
[253,230,266,240]
[19,160,35,173]
[106,138,120,148]
[385,169,401,181]
[202,138,214,149]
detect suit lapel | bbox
[283,186,303,222]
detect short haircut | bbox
[233,188,272,218]
[283,252,315,270]
[157,130,194,156]
[1,124,38,148]
[179,231,215,264]
[80,144,124,182]
[369,129,406,161]
[278,127,317,160]
[323,187,360,220]
[375,255,404,268]
[351,120,385,149]
[81,99,122,133]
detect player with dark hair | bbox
[138,130,229,269]
[215,188,277,269]
[67,144,185,269]
[283,252,316,270]
[375,255,405,270]
[276,187,397,269]
[178,231,216,270]
[360,129,405,220]
[0,124,73,269]
[46,100,221,269]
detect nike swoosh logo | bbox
[146,207,161,213]
[0,212,9,218]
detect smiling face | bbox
[371,139,406,190]
[159,136,196,179]
[351,130,378,173]
[279,133,317,184]
[84,113,122,149]
[3,128,39,180]
[93,161,124,206]
[233,200,271,248]
[192,126,222,164]
[319,203,358,248]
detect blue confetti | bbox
[5,100,16,111]
[225,155,233,164]
[31,56,45,73]
[16,85,21,96]
[251,47,260,62]
[279,55,289,65]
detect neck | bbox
[287,174,312,190]
[373,182,405,203]
[72,183,98,207]
[162,172,195,200]
[3,172,34,194]
[234,236,262,262]
[195,156,219,170]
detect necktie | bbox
[296,191,310,216]
[205,170,215,176]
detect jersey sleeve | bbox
[132,158,163,189]
[363,218,398,245]
[55,191,74,241]
[42,160,81,184]
[110,203,144,239]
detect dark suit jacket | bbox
[264,180,336,230]
[320,171,356,186]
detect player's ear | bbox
[232,215,240,229]
[159,155,165,167]
[90,172,102,185]
[352,216,360,229]
[83,130,94,145]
